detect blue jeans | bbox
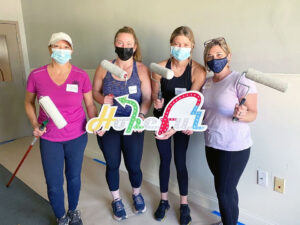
[156,132,190,196]
[97,129,144,191]
[40,133,87,218]
[206,146,250,225]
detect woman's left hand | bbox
[233,104,248,120]
[182,130,193,135]
[155,128,176,140]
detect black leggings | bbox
[156,132,190,196]
[206,146,250,225]
[97,129,144,191]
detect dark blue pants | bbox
[40,133,87,219]
[156,132,190,196]
[97,129,144,191]
[205,146,250,225]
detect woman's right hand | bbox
[103,94,114,105]
[155,128,176,140]
[154,98,164,110]
[33,125,46,137]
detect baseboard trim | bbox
[142,171,276,225]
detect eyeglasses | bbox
[204,37,226,47]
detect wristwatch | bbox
[139,112,145,118]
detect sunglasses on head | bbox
[204,37,226,47]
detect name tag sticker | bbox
[128,85,137,94]
[66,84,78,93]
[175,88,186,95]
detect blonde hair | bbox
[170,26,195,47]
[114,26,142,62]
[169,26,195,62]
[203,37,231,71]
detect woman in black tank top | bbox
[151,26,206,225]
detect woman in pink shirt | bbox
[25,32,97,225]
[201,37,257,225]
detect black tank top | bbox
[153,59,192,117]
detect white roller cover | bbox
[39,96,67,129]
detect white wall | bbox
[21,0,300,224]
[0,0,30,76]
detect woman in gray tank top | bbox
[92,26,151,221]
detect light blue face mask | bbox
[170,46,191,61]
[51,48,72,64]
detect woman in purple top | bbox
[25,32,97,225]
[93,26,151,221]
[201,37,257,225]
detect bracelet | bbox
[139,112,145,117]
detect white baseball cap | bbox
[48,32,73,48]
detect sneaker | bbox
[180,204,192,225]
[112,199,128,221]
[211,222,223,225]
[57,215,70,225]
[132,193,146,214]
[67,210,83,225]
[154,200,170,221]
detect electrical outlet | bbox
[257,170,268,186]
[274,176,285,193]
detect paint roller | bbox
[245,68,288,93]
[39,96,67,129]
[100,59,128,80]
[150,63,174,100]
[100,59,129,99]
[232,68,289,121]
[6,96,67,187]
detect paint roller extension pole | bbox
[6,120,48,187]
[232,72,250,122]
[232,98,246,122]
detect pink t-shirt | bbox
[26,65,92,142]
[201,71,257,151]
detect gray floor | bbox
[0,164,56,225]
[0,137,219,225]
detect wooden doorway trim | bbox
[0,20,26,84]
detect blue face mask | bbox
[170,46,191,61]
[51,49,72,64]
[207,57,228,73]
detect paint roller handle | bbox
[154,97,164,113]
[39,120,49,131]
[32,120,48,137]
[232,98,246,122]
[155,83,163,112]
[156,91,163,111]
[158,90,162,100]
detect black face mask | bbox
[115,47,134,61]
